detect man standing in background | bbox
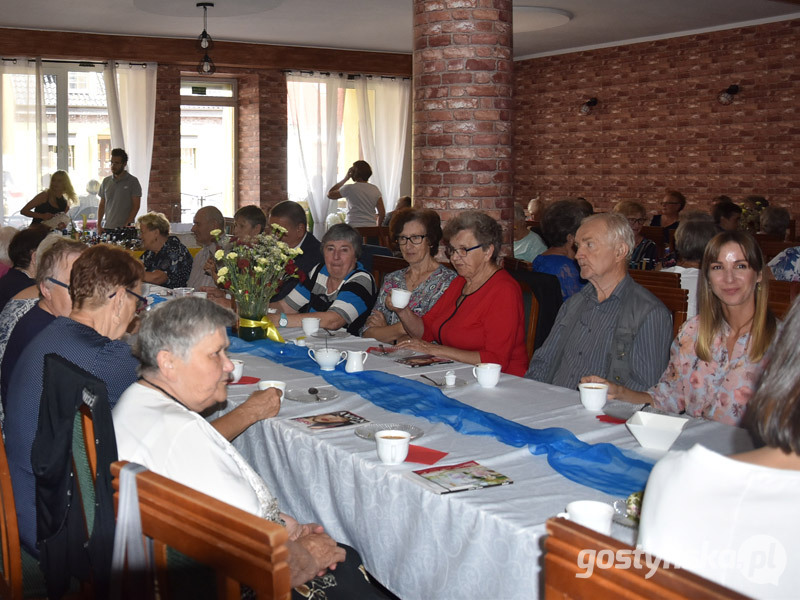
[97,148,141,233]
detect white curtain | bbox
[287,72,347,239]
[354,77,410,213]
[104,61,157,218]
[0,58,48,221]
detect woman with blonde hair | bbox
[20,171,78,224]
[583,231,777,425]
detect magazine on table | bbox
[289,410,369,431]
[410,460,513,494]
[394,354,454,368]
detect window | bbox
[180,78,237,223]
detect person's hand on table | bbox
[199,285,225,298]
[397,337,436,355]
[579,375,652,405]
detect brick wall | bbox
[513,19,800,221]
[148,65,182,220]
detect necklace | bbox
[139,377,189,409]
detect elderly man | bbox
[268,200,322,301]
[525,212,672,391]
[188,206,226,289]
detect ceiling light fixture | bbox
[717,84,739,106]
[580,97,598,116]
[196,2,216,75]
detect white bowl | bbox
[625,411,688,451]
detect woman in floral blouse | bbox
[138,212,193,289]
[583,231,778,425]
[361,208,455,343]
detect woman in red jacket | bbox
[392,210,528,376]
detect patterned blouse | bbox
[768,246,800,282]
[141,235,193,289]
[648,316,772,426]
[362,264,456,334]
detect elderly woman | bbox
[583,231,778,425]
[113,298,385,596]
[394,211,528,376]
[637,296,800,599]
[650,189,685,231]
[613,200,657,270]
[361,208,456,343]
[759,206,791,240]
[0,239,85,407]
[138,211,193,288]
[20,170,78,224]
[512,204,547,262]
[0,226,50,311]
[532,199,588,300]
[327,160,386,227]
[272,223,377,335]
[661,218,718,319]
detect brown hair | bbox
[389,208,443,257]
[665,189,686,211]
[70,244,145,310]
[744,296,800,454]
[696,231,776,363]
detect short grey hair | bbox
[321,223,362,259]
[760,207,790,237]
[442,210,503,262]
[675,219,718,262]
[135,297,235,374]
[581,212,635,261]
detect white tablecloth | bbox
[216,328,753,600]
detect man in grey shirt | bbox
[188,205,226,289]
[525,212,672,391]
[97,148,142,233]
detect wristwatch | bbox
[279,312,288,327]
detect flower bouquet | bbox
[212,225,303,342]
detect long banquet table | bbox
[214,328,753,600]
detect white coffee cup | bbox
[472,363,501,388]
[301,317,321,336]
[375,429,411,465]
[229,359,244,383]
[391,288,412,309]
[192,291,208,299]
[257,380,286,401]
[578,383,608,411]
[308,348,347,371]
[557,500,614,535]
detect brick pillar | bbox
[148,64,182,222]
[413,0,514,247]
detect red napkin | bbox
[596,414,626,425]
[228,376,260,385]
[405,444,448,465]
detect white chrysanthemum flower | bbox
[214,249,224,260]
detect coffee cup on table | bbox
[578,383,608,411]
[391,288,412,309]
[229,359,244,383]
[257,380,286,401]
[301,317,321,336]
[308,348,347,371]
[472,363,501,388]
[375,429,411,465]
[557,500,614,535]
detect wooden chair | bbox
[768,297,792,319]
[223,217,235,236]
[757,239,796,262]
[640,226,670,260]
[502,256,532,272]
[370,255,408,289]
[544,517,749,599]
[769,280,799,303]
[628,270,682,289]
[354,226,391,248]
[110,461,291,600]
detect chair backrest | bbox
[0,430,23,599]
[502,256,531,272]
[628,270,682,289]
[370,255,409,289]
[110,461,291,600]
[354,226,391,248]
[757,239,796,262]
[769,280,799,303]
[544,517,749,599]
[359,244,393,275]
[505,266,563,355]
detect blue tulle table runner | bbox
[229,337,653,496]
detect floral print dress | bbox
[648,316,772,425]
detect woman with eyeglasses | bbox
[613,200,658,270]
[361,208,456,343]
[393,211,528,376]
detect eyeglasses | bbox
[395,234,427,246]
[444,243,483,259]
[109,288,148,312]
[627,218,646,225]
[46,277,70,290]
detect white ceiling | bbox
[1,0,798,59]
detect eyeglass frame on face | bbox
[109,288,148,312]
[627,217,647,226]
[394,234,427,246]
[444,243,484,259]
[46,277,70,290]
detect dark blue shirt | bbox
[0,303,55,405]
[4,317,139,555]
[0,269,34,312]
